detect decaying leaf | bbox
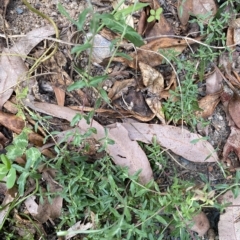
[190,212,210,236]
[0,25,55,108]
[228,92,240,129]
[23,101,153,184]
[145,98,165,123]
[122,123,218,162]
[206,71,222,94]
[65,221,93,240]
[0,187,17,227]
[218,190,240,240]
[140,62,164,96]
[223,127,240,161]
[108,78,136,100]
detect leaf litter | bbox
[1,0,240,239]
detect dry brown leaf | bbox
[218,190,240,240]
[190,212,210,236]
[223,127,240,161]
[196,93,221,118]
[140,62,164,96]
[108,78,136,100]
[28,132,44,147]
[145,98,165,123]
[23,101,153,184]
[122,123,218,162]
[114,36,202,68]
[53,86,65,106]
[228,92,240,129]
[3,100,18,114]
[69,105,155,122]
[226,27,234,49]
[0,111,24,134]
[65,221,93,240]
[0,25,55,108]
[206,71,222,94]
[178,0,193,26]
[192,0,217,23]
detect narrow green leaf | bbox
[77,8,91,31]
[57,3,78,26]
[67,80,87,91]
[115,52,133,60]
[71,43,91,54]
[6,168,16,189]
[99,89,110,103]
[17,172,29,196]
[71,113,82,126]
[101,14,144,47]
[89,75,108,87]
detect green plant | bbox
[1,129,42,196]
[147,7,163,22]
[0,155,16,189]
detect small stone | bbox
[218,115,223,120]
[16,7,24,15]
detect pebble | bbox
[16,7,24,15]
[218,115,223,121]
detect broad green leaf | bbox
[156,8,163,16]
[150,9,155,15]
[1,155,11,170]
[71,43,91,54]
[67,80,87,91]
[0,164,8,179]
[6,168,16,189]
[115,52,133,60]
[147,16,155,22]
[6,146,25,160]
[13,131,28,148]
[25,148,41,169]
[114,3,149,19]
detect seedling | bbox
[147,7,163,22]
